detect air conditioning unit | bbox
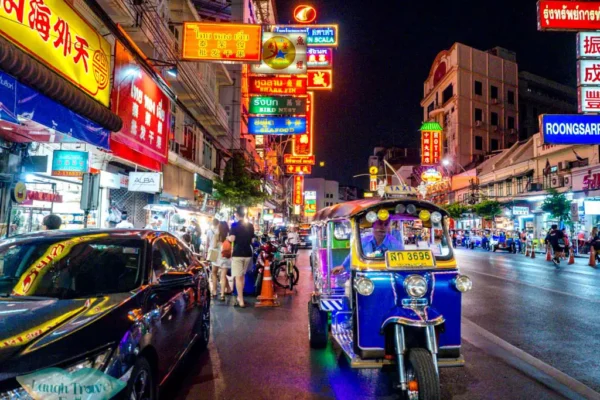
[528,182,543,192]
[564,174,572,187]
[475,120,482,127]
[551,176,564,188]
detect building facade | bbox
[305,178,340,211]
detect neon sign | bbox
[294,5,317,24]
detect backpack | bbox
[221,240,232,258]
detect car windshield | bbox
[0,234,144,299]
[358,206,451,261]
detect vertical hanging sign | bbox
[293,175,304,205]
[293,92,314,156]
[420,122,443,165]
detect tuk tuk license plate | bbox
[386,250,435,269]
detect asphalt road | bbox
[163,249,600,400]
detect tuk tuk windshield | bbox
[358,207,451,261]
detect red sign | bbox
[284,154,316,165]
[537,1,600,31]
[294,5,317,24]
[421,131,442,165]
[369,176,377,192]
[26,191,63,203]
[584,173,600,190]
[293,92,313,156]
[111,41,170,166]
[293,175,304,205]
[249,75,307,95]
[286,165,312,174]
[307,70,332,90]
[307,48,333,69]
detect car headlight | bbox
[404,275,428,298]
[454,275,473,293]
[353,277,374,296]
[66,348,113,372]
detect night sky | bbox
[274,0,577,187]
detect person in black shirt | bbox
[228,206,255,308]
[545,224,565,266]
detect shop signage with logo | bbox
[284,154,315,165]
[128,172,162,193]
[537,1,600,31]
[304,198,317,216]
[540,114,600,144]
[293,92,313,156]
[307,48,333,68]
[195,173,213,194]
[583,171,600,190]
[0,0,111,106]
[293,175,304,205]
[111,41,170,165]
[307,69,333,90]
[249,75,307,95]
[182,22,262,63]
[99,171,121,189]
[251,33,307,75]
[294,5,317,24]
[272,25,339,47]
[248,116,306,135]
[421,168,443,184]
[249,96,306,115]
[27,191,63,203]
[286,164,312,174]
[421,130,442,165]
[51,150,89,177]
[12,182,27,203]
[512,206,530,215]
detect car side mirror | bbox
[157,271,195,287]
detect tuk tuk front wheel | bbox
[308,301,328,348]
[404,348,440,400]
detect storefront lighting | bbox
[166,67,178,78]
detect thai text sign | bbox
[307,48,333,68]
[248,116,306,135]
[293,175,304,205]
[251,33,307,75]
[0,0,111,105]
[111,41,170,164]
[541,114,600,144]
[579,87,600,112]
[182,22,262,62]
[249,96,306,115]
[272,25,338,46]
[577,32,600,57]
[537,1,600,31]
[284,154,316,165]
[293,92,313,156]
[286,164,312,174]
[304,199,316,216]
[51,150,88,177]
[307,69,333,90]
[249,75,307,95]
[421,131,442,165]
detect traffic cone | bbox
[568,248,575,265]
[255,259,280,307]
[531,244,536,259]
[525,243,530,257]
[546,245,552,262]
[589,248,597,268]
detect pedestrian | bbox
[42,214,62,230]
[206,218,219,259]
[561,228,570,258]
[228,206,254,308]
[544,224,565,266]
[587,227,600,262]
[189,219,202,254]
[451,230,457,248]
[211,221,232,301]
[115,213,134,229]
[287,227,300,254]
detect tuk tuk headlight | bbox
[404,275,428,298]
[431,212,442,224]
[454,275,473,293]
[354,277,374,296]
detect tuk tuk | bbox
[489,230,517,253]
[309,198,472,399]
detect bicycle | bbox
[273,253,300,290]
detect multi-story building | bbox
[305,178,340,211]
[421,44,519,173]
[339,185,364,202]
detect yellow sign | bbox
[386,250,435,269]
[369,166,378,175]
[12,182,27,203]
[0,0,111,106]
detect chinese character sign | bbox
[284,154,315,165]
[538,1,600,31]
[307,70,332,90]
[421,130,443,165]
[307,48,333,69]
[578,32,600,57]
[249,96,307,115]
[293,92,313,156]
[51,150,89,177]
[578,59,600,85]
[293,175,304,205]
[182,23,262,62]
[286,165,312,174]
[0,0,111,105]
[251,33,307,75]
[248,116,306,135]
[579,87,600,112]
[111,41,171,164]
[249,76,307,95]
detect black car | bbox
[0,229,210,400]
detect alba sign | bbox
[128,172,162,193]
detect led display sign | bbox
[307,48,333,68]
[251,33,307,75]
[248,75,308,95]
[537,1,600,31]
[293,92,314,156]
[421,131,443,165]
[293,175,304,205]
[272,25,338,47]
[284,154,316,165]
[286,165,312,174]
[248,116,307,135]
[307,70,333,90]
[541,114,600,144]
[294,5,317,24]
[182,22,262,62]
[249,96,306,115]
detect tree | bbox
[443,202,470,220]
[541,188,571,224]
[473,200,502,221]
[213,153,267,209]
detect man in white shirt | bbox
[287,228,300,254]
[115,214,135,229]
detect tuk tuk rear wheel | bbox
[308,301,328,348]
[404,348,440,400]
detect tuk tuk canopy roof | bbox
[311,199,448,223]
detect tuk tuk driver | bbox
[332,218,404,275]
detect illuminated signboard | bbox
[0,0,111,106]
[249,96,307,115]
[182,22,262,62]
[284,154,316,165]
[294,5,317,24]
[248,116,306,135]
[577,32,600,58]
[51,150,89,177]
[579,87,600,112]
[369,176,377,191]
[272,25,339,47]
[304,199,317,216]
[421,168,443,184]
[293,92,314,156]
[421,130,443,165]
[286,164,312,174]
[541,114,600,144]
[305,191,317,200]
[251,33,307,75]
[293,175,304,205]
[249,75,308,95]
[307,70,333,90]
[307,48,333,68]
[537,1,600,31]
[578,59,600,86]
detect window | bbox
[427,102,434,114]
[442,84,454,103]
[475,135,483,150]
[475,108,483,122]
[497,183,503,197]
[508,90,515,105]
[474,81,483,96]
[171,239,192,269]
[152,239,178,280]
[517,177,524,194]
[508,116,515,130]
[491,112,499,126]
[491,85,499,99]
[491,139,499,151]
[489,185,494,197]
[506,180,513,196]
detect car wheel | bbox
[194,296,210,351]
[125,357,156,400]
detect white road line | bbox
[462,318,600,400]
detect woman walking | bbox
[211,221,232,301]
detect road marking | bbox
[462,318,600,400]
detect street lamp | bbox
[442,157,469,174]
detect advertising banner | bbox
[251,33,307,75]
[182,22,262,63]
[307,70,333,90]
[249,96,306,115]
[272,25,338,47]
[249,75,307,95]
[541,114,600,144]
[307,48,333,69]
[111,41,170,165]
[248,116,306,135]
[537,1,600,31]
[128,172,162,193]
[51,150,89,177]
[0,0,111,105]
[293,175,304,205]
[284,154,316,165]
[286,165,312,174]
[293,92,313,156]
[421,131,442,165]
